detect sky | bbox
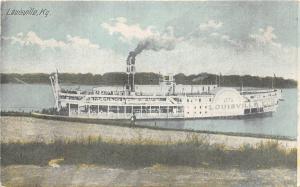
[1,1,298,79]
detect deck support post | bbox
[124,106,126,118]
[77,104,79,116]
[107,105,110,117]
[167,106,169,118]
[117,106,119,118]
[68,103,70,116]
[159,106,160,116]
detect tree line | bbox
[0,72,297,88]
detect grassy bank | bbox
[1,135,296,169]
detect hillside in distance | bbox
[0,72,297,88]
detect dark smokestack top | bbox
[129,51,137,57]
[127,51,136,65]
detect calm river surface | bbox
[1,84,297,138]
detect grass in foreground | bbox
[1,135,296,169]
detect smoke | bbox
[129,27,178,57]
[133,36,176,55]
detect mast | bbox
[272,73,276,89]
[49,70,61,111]
[271,77,273,89]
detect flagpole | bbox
[271,78,273,89]
[273,73,276,89]
[219,73,221,87]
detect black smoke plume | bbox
[128,34,177,60]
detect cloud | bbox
[3,32,100,50]
[101,17,180,55]
[101,17,157,42]
[56,22,300,79]
[3,32,66,49]
[249,26,281,48]
[136,38,296,79]
[66,35,99,49]
[199,20,223,31]
[2,32,124,74]
[134,25,297,79]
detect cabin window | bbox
[126,106,132,113]
[161,106,168,113]
[133,106,141,113]
[250,96,254,99]
[119,106,125,113]
[251,108,258,113]
[90,105,98,113]
[109,106,118,113]
[70,104,78,111]
[142,106,150,113]
[244,109,250,114]
[151,106,159,113]
[199,99,201,102]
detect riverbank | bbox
[1,116,296,150]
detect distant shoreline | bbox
[0,72,297,88]
[1,82,298,90]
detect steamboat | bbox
[49,52,282,121]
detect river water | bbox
[0,84,297,138]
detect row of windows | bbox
[187,106,208,109]
[187,111,208,115]
[249,93,277,99]
[89,97,165,102]
[186,98,212,102]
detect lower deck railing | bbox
[69,111,184,119]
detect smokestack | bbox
[126,51,136,92]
